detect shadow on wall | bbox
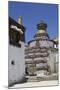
[8,77,28,87]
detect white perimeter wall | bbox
[8,42,25,85]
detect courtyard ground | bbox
[10,80,58,88]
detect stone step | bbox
[27,79,38,82]
[26,74,58,82]
[27,76,38,82]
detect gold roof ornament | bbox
[53,37,58,44]
[18,16,22,25]
[34,20,49,39]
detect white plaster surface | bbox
[39,40,53,47]
[29,41,36,47]
[8,42,25,85]
[29,40,53,48]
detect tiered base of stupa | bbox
[25,39,58,79]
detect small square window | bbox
[11,60,15,65]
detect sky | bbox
[9,1,58,43]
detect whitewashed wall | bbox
[48,52,55,73]
[39,40,54,48]
[29,41,36,47]
[29,40,53,48]
[54,52,59,73]
[8,42,25,86]
[36,70,47,76]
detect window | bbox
[11,60,15,65]
[9,29,21,47]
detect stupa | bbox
[25,20,58,78]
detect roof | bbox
[53,37,58,44]
[9,16,25,32]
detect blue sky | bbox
[9,1,58,42]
